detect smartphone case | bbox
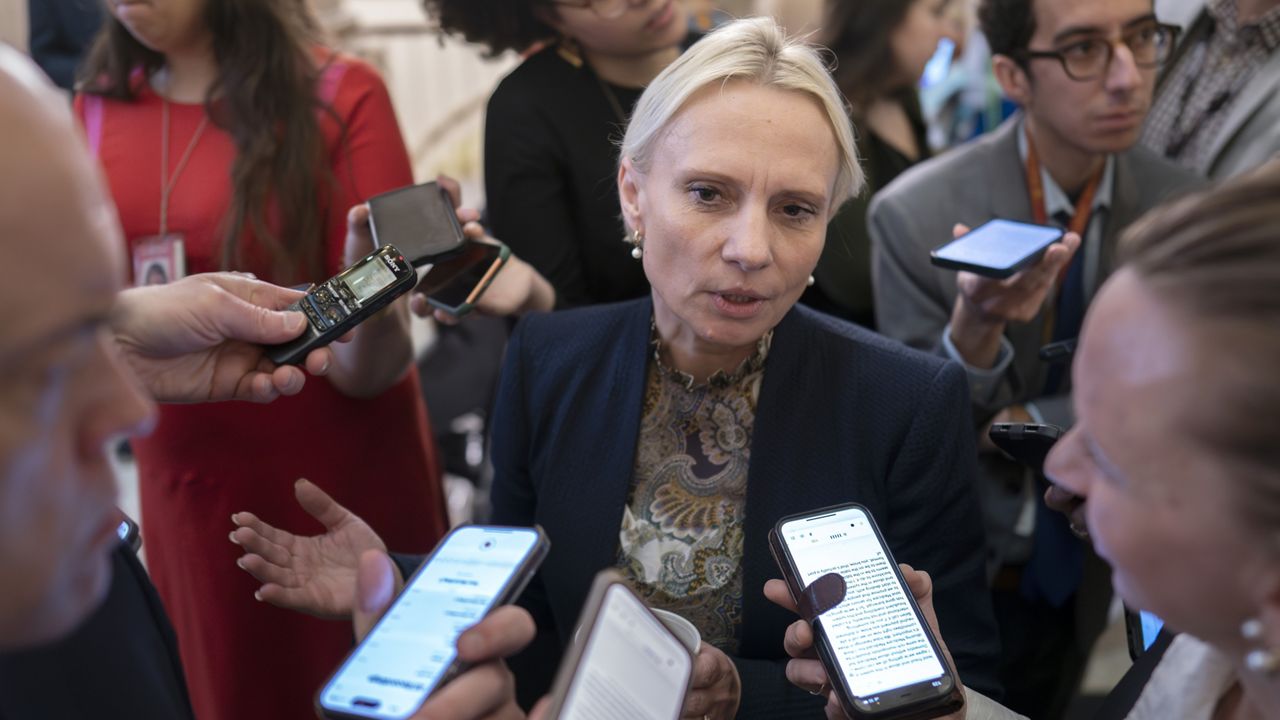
[367,182,467,266]
[768,506,964,720]
[425,241,511,317]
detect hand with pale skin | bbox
[948,223,1082,369]
[230,479,388,618]
[681,645,742,719]
[763,565,966,720]
[408,175,556,324]
[110,272,338,403]
[353,549,534,720]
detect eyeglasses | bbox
[552,0,635,21]
[1021,22,1180,81]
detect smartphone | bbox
[541,570,694,720]
[929,219,1064,278]
[116,513,141,553]
[987,422,1064,475]
[368,182,466,267]
[417,239,511,317]
[316,525,549,720]
[770,504,962,720]
[1124,607,1167,660]
[265,244,416,366]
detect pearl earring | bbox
[628,229,644,260]
[1242,618,1279,676]
[807,275,815,287]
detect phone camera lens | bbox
[481,540,495,550]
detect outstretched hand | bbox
[230,478,389,619]
[111,272,336,403]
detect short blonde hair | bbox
[620,16,863,211]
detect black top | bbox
[484,46,648,308]
[0,544,194,720]
[802,89,930,329]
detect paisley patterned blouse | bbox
[615,325,772,654]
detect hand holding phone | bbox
[317,525,549,720]
[541,570,695,720]
[416,238,511,318]
[769,504,962,720]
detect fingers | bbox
[270,365,307,396]
[783,618,816,659]
[353,549,396,641]
[293,478,352,530]
[528,696,553,720]
[414,661,519,720]
[302,347,334,377]
[688,646,729,690]
[345,204,375,263]
[230,511,295,559]
[437,173,462,208]
[763,578,799,612]
[899,564,933,602]
[462,220,486,240]
[951,222,971,238]
[206,279,309,345]
[456,606,537,663]
[784,657,829,694]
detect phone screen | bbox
[1139,611,1165,651]
[342,256,398,304]
[932,220,1063,273]
[779,507,945,701]
[557,584,692,720]
[318,527,540,719]
[421,241,505,307]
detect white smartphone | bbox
[542,570,694,720]
[316,525,549,720]
[929,219,1064,278]
[770,504,961,719]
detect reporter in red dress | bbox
[73,2,448,718]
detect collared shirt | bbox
[1142,0,1280,174]
[942,119,1115,412]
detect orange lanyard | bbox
[1024,125,1103,285]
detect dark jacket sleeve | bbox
[882,361,1004,699]
[486,317,562,708]
[27,0,102,92]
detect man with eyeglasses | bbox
[1143,0,1280,178]
[869,0,1203,716]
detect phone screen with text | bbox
[318,527,539,719]
[558,584,692,720]
[780,507,945,701]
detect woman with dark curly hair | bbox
[425,0,691,308]
[800,0,954,328]
[74,1,448,718]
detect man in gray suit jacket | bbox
[1144,0,1280,179]
[870,0,1202,716]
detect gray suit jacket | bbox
[1156,0,1280,178]
[869,117,1201,563]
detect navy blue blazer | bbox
[489,298,1001,716]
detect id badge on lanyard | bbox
[132,98,207,286]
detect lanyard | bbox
[159,97,209,237]
[1023,124,1103,286]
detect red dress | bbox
[76,56,448,720]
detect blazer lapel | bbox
[987,117,1035,223]
[1205,49,1280,167]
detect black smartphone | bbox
[770,503,962,720]
[116,513,141,553]
[265,244,416,366]
[930,219,1064,278]
[417,239,511,317]
[316,525,549,720]
[987,422,1064,475]
[367,181,466,267]
[541,569,695,720]
[1124,607,1167,660]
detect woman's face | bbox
[618,81,840,361]
[1046,269,1276,649]
[107,0,208,55]
[889,0,952,85]
[545,0,688,59]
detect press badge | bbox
[132,234,187,286]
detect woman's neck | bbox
[652,303,755,385]
[584,45,681,89]
[155,45,218,103]
[1229,663,1280,720]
